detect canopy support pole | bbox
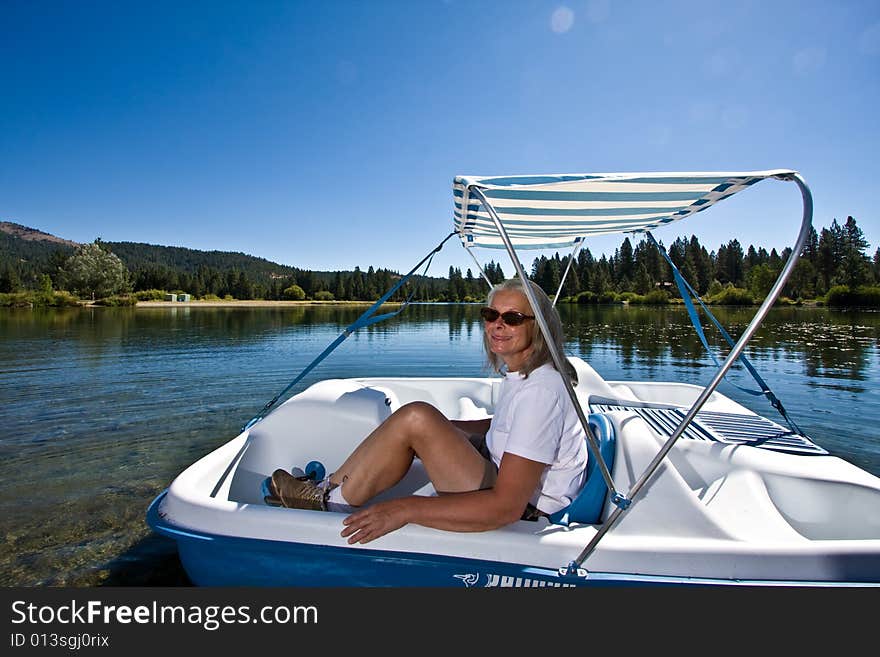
[464,246,495,290]
[566,172,814,574]
[553,238,585,307]
[468,187,622,503]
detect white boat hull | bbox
[148,359,880,587]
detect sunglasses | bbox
[479,307,535,326]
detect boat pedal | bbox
[305,461,326,482]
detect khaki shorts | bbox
[468,433,547,522]
[468,432,498,489]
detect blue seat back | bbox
[549,413,616,526]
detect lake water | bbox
[2,303,879,586]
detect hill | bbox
[101,241,303,280]
[1,222,304,279]
[0,222,456,300]
[0,221,80,248]
[1,223,79,287]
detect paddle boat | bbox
[147,170,880,587]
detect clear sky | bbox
[2,1,878,277]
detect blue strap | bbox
[243,232,456,430]
[646,232,803,435]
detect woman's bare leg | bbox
[328,401,494,506]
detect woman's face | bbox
[484,289,535,372]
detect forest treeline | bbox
[1,216,878,307]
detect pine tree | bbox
[575,248,595,293]
[816,225,838,293]
[689,237,712,295]
[838,216,871,287]
[0,262,21,293]
[618,237,635,284]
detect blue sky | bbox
[2,1,878,276]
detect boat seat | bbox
[588,396,829,456]
[548,412,616,526]
[569,356,638,402]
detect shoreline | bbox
[0,298,832,309]
[125,299,824,309]
[131,300,400,308]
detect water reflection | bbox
[558,305,880,386]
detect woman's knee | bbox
[393,401,443,428]
[389,401,451,450]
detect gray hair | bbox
[482,278,576,381]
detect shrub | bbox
[312,290,335,301]
[133,289,167,301]
[597,291,619,304]
[708,286,754,305]
[825,285,880,308]
[0,292,34,307]
[575,291,597,304]
[49,291,81,307]
[706,280,724,297]
[642,289,670,305]
[628,290,671,305]
[0,291,81,307]
[93,295,138,306]
[824,285,851,307]
[282,285,306,301]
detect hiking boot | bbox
[261,476,283,506]
[269,468,329,511]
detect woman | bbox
[267,278,588,544]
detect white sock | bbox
[326,479,357,513]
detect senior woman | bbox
[266,277,588,544]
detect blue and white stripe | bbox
[453,170,796,249]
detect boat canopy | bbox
[453,169,796,249]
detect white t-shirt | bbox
[485,362,588,515]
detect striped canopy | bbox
[453,170,796,249]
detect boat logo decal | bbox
[454,573,574,587]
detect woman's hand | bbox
[341,498,411,544]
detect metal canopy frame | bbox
[464,172,814,576]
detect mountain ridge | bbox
[0,221,327,276]
[0,221,453,301]
[0,221,81,248]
